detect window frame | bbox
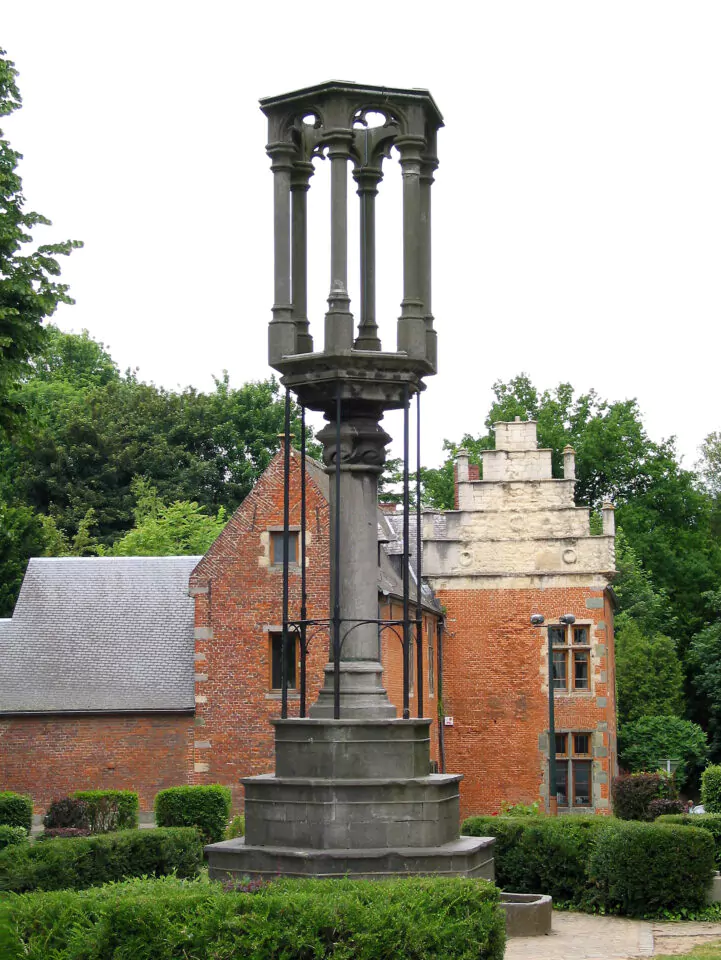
[269,530,299,567]
[554,730,593,809]
[268,630,299,692]
[549,623,592,694]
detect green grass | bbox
[655,943,721,959]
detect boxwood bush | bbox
[0,827,202,893]
[587,820,715,916]
[154,784,231,843]
[0,875,506,960]
[0,792,32,833]
[658,813,721,868]
[72,790,139,832]
[702,765,721,813]
[0,825,27,851]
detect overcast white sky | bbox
[3,2,720,469]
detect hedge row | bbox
[462,815,715,916]
[0,828,202,893]
[0,826,27,851]
[0,875,506,960]
[658,814,721,868]
[0,793,32,834]
[72,790,139,831]
[155,784,231,843]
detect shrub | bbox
[72,790,139,832]
[587,820,715,916]
[43,797,89,831]
[1,875,506,960]
[0,827,202,893]
[613,772,674,821]
[462,814,615,901]
[702,765,721,813]
[648,798,684,819]
[40,828,92,841]
[155,784,232,843]
[0,825,27,850]
[0,791,32,833]
[658,813,721,868]
[226,814,245,839]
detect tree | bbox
[688,591,721,757]
[618,715,708,789]
[0,50,81,432]
[697,432,721,498]
[615,620,685,725]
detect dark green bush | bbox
[587,820,715,916]
[0,827,201,893]
[43,797,89,831]
[0,792,32,833]
[0,874,506,960]
[72,790,139,832]
[702,765,721,813]
[648,798,684,819]
[462,815,615,901]
[154,784,231,843]
[0,825,27,850]
[658,813,721,868]
[612,772,674,820]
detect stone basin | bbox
[500,892,553,937]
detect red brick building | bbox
[0,420,617,820]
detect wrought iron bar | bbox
[402,383,410,720]
[333,386,342,720]
[300,405,307,718]
[416,390,423,718]
[281,387,291,720]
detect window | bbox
[270,531,298,566]
[555,732,592,807]
[550,624,591,693]
[269,631,298,690]
[408,628,415,696]
[427,620,435,696]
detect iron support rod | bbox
[548,629,557,814]
[333,387,342,720]
[281,387,291,720]
[300,405,307,717]
[416,390,423,718]
[402,383,410,720]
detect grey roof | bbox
[0,557,200,714]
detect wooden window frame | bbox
[269,530,299,567]
[550,623,592,694]
[268,631,299,691]
[554,731,593,809]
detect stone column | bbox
[396,136,427,360]
[291,161,314,354]
[324,132,354,353]
[353,162,383,351]
[267,142,297,364]
[563,445,576,480]
[310,407,396,719]
[602,501,615,536]
[420,138,439,370]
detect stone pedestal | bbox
[205,719,494,881]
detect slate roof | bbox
[0,557,200,715]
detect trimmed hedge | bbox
[0,827,202,893]
[0,826,27,850]
[702,765,721,813]
[0,792,32,833]
[72,790,139,832]
[588,820,715,916]
[462,814,614,901]
[155,784,231,843]
[658,813,721,868]
[0,875,506,960]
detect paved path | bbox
[505,912,721,960]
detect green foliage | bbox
[615,619,685,725]
[154,784,232,843]
[498,800,541,816]
[462,815,614,901]
[0,827,201,892]
[618,716,708,788]
[71,790,138,832]
[587,820,715,917]
[690,608,721,757]
[0,792,32,832]
[702,765,721,813]
[658,814,721,869]
[648,798,684,819]
[225,814,245,839]
[698,432,721,499]
[612,773,675,821]
[0,875,506,960]
[0,53,82,435]
[0,825,27,850]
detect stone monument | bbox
[205,80,494,880]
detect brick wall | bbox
[0,713,194,813]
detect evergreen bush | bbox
[0,792,32,833]
[0,875,506,960]
[0,825,27,850]
[0,827,201,893]
[154,784,232,843]
[658,813,721,868]
[587,820,714,916]
[71,790,139,831]
[702,765,721,813]
[612,772,674,820]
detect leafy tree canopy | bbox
[0,50,82,433]
[615,619,685,725]
[618,715,708,789]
